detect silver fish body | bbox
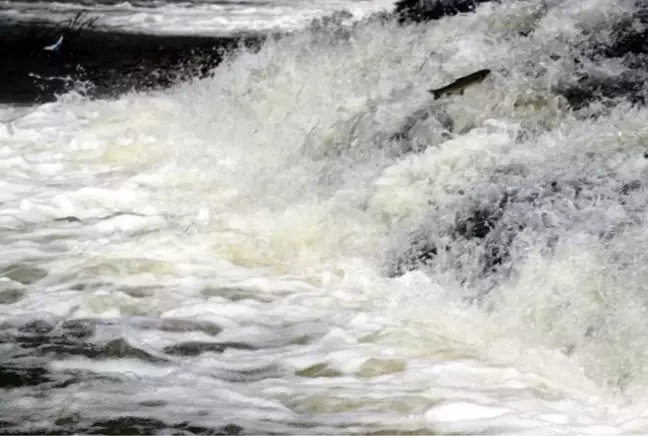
[429,69,491,100]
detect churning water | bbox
[0,0,394,35]
[3,0,648,434]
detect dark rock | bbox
[163,341,256,356]
[394,0,495,23]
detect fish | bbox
[43,35,64,52]
[428,69,491,100]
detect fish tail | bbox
[429,89,442,100]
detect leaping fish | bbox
[44,35,64,52]
[428,69,491,100]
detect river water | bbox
[2,0,648,434]
[0,0,394,34]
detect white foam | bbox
[2,0,648,434]
[0,0,395,35]
[426,401,511,422]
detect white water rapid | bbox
[3,1,648,434]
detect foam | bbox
[0,0,394,35]
[3,0,648,433]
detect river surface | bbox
[3,0,648,434]
[0,0,394,34]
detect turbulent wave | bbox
[4,0,648,434]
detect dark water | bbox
[3,0,648,434]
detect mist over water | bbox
[4,0,648,434]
